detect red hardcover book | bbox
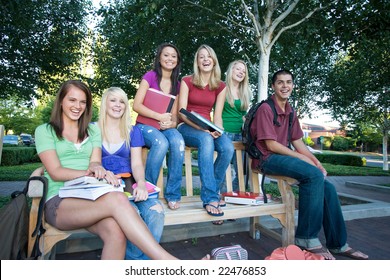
[222,191,269,205]
[136,88,176,129]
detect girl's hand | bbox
[86,166,121,186]
[159,113,172,123]
[104,170,122,187]
[209,130,221,139]
[86,164,106,179]
[159,120,173,130]
[133,182,149,201]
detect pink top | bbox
[143,70,180,95]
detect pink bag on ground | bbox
[265,245,324,260]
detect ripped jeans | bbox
[136,124,185,202]
[125,198,165,260]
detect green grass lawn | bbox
[0,162,43,181]
[321,150,390,160]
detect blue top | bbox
[101,126,145,174]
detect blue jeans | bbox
[178,124,234,205]
[125,198,165,260]
[261,154,348,251]
[221,132,242,192]
[136,124,184,202]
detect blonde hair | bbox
[99,87,132,148]
[225,60,252,111]
[192,44,221,90]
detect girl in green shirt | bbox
[221,60,252,192]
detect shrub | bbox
[332,136,357,151]
[319,136,333,150]
[303,136,315,147]
[1,147,40,166]
[314,153,363,167]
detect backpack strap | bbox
[287,107,295,149]
[264,98,281,127]
[26,176,48,259]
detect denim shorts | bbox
[44,195,62,228]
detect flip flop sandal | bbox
[332,248,368,260]
[167,201,180,210]
[203,203,224,217]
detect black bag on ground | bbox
[0,177,47,260]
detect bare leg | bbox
[88,217,126,260]
[55,192,178,260]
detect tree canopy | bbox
[0,0,92,100]
[1,0,388,164]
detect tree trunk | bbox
[383,131,389,171]
[257,51,270,102]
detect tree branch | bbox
[184,0,253,33]
[269,0,338,49]
[241,0,262,48]
[269,0,300,35]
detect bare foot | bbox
[201,254,211,260]
[304,246,335,260]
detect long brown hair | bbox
[49,80,93,142]
[153,43,182,96]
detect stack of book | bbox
[222,191,271,205]
[59,176,124,201]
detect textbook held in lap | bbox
[136,88,176,129]
[179,108,224,134]
[60,176,124,200]
[63,176,107,187]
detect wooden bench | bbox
[27,142,297,259]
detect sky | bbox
[302,109,340,128]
